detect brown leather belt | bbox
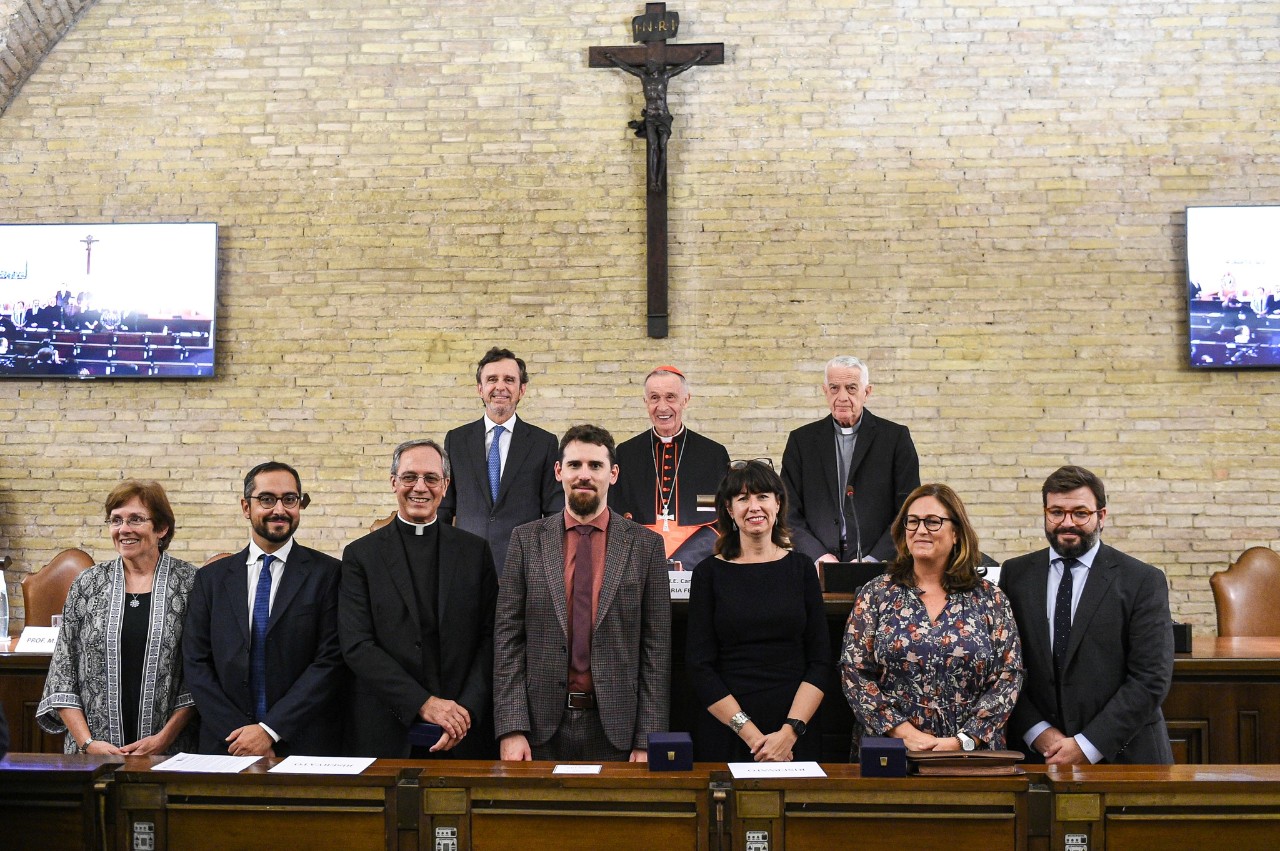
[566,692,597,710]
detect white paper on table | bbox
[668,571,692,600]
[552,764,603,775]
[13,627,60,653]
[269,756,376,775]
[728,761,827,779]
[151,753,263,773]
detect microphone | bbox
[844,486,864,562]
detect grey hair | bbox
[390,438,451,479]
[824,355,870,385]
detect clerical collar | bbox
[396,515,439,536]
[833,417,862,437]
[652,426,685,445]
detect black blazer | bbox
[610,428,729,526]
[999,543,1174,764]
[781,411,920,562]
[439,416,563,575]
[183,543,345,756]
[339,521,498,758]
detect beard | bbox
[567,488,602,518]
[1045,524,1100,559]
[254,515,297,545]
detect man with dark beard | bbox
[1000,466,1174,765]
[184,462,346,756]
[494,424,671,762]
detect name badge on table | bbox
[668,571,691,600]
[14,626,59,652]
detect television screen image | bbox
[1187,205,1280,369]
[0,222,217,379]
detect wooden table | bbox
[0,753,119,850]
[417,761,723,851]
[731,763,1034,851]
[1047,764,1280,850]
[0,636,64,753]
[112,756,414,851]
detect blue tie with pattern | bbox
[488,424,505,504]
[1052,557,1079,676]
[250,554,274,721]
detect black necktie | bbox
[1053,558,1079,675]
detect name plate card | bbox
[14,626,59,652]
[728,761,827,779]
[669,570,691,600]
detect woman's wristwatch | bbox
[78,738,95,754]
[728,712,750,735]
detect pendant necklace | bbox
[651,431,685,531]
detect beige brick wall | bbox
[3,0,1279,632]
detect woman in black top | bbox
[686,460,831,762]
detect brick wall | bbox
[2,0,1279,631]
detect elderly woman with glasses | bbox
[37,480,198,755]
[685,459,832,762]
[840,483,1022,757]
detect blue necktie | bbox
[1052,557,1079,675]
[488,424,505,504]
[250,554,274,721]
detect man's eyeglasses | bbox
[106,515,152,529]
[1044,507,1101,525]
[730,458,774,470]
[904,515,954,532]
[396,473,446,488]
[248,493,302,509]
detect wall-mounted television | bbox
[1187,205,1280,369]
[0,222,217,379]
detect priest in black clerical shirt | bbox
[338,439,498,759]
[610,366,730,567]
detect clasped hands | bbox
[890,721,962,752]
[421,696,471,752]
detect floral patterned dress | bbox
[840,574,1023,756]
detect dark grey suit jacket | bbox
[339,521,497,758]
[493,511,671,752]
[781,411,920,562]
[184,543,345,756]
[439,416,563,576]
[999,543,1174,764]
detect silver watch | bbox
[956,731,976,751]
[728,711,750,735]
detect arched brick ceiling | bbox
[0,0,98,117]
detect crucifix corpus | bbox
[589,3,723,339]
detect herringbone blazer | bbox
[494,510,671,751]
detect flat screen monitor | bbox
[0,222,217,379]
[1187,205,1280,369]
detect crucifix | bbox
[589,4,723,338]
[80,234,97,275]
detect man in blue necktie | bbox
[184,462,345,757]
[439,347,564,576]
[1000,466,1175,765]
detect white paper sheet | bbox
[13,627,60,653]
[151,752,263,773]
[269,756,376,775]
[728,761,827,779]
[552,764,603,774]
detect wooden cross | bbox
[589,3,723,339]
[80,234,97,275]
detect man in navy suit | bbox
[781,355,920,565]
[439,347,563,575]
[184,462,345,757]
[1000,466,1174,765]
[340,439,498,759]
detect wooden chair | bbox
[20,548,94,626]
[1211,547,1280,636]
[369,512,396,532]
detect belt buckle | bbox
[566,692,593,710]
